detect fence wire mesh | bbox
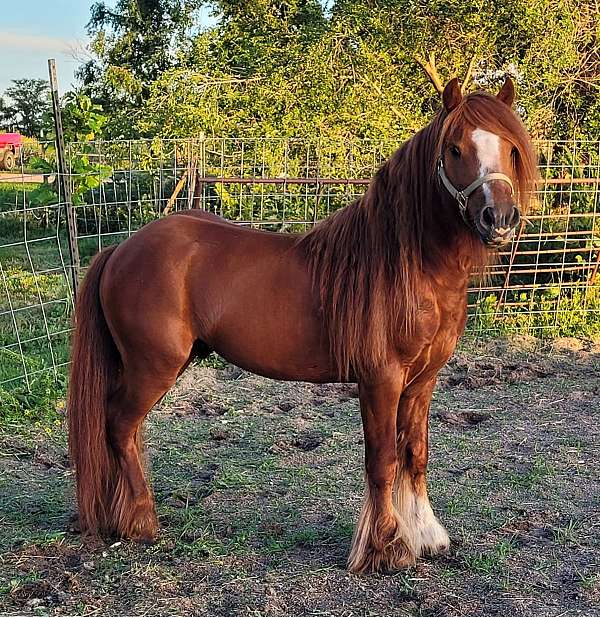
[1,137,599,387]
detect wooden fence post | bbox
[48,58,80,300]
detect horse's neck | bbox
[417,181,482,281]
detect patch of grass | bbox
[0,182,41,209]
[472,284,600,338]
[0,261,71,393]
[392,572,419,600]
[438,566,461,581]
[506,455,555,489]
[576,570,600,591]
[460,537,518,575]
[552,519,583,546]
[213,462,254,490]
[445,488,479,516]
[199,353,229,370]
[177,527,229,558]
[0,370,64,430]
[0,572,42,596]
[478,504,507,526]
[27,531,68,549]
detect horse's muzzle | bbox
[478,204,520,247]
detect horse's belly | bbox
[189,241,339,383]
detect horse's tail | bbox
[67,245,119,535]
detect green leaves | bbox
[61,93,108,142]
[28,183,58,207]
[29,94,113,208]
[73,0,599,143]
[29,155,56,174]
[70,159,113,206]
[0,79,51,138]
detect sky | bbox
[0,1,98,94]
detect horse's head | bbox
[437,77,537,247]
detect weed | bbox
[0,370,64,428]
[552,519,583,546]
[507,455,554,489]
[461,537,517,575]
[576,570,599,591]
[392,572,419,599]
[0,572,41,596]
[472,285,600,338]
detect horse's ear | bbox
[497,77,515,107]
[442,78,462,112]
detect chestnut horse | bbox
[68,78,538,573]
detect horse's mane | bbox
[297,91,538,380]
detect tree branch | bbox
[415,52,444,94]
[461,53,478,93]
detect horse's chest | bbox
[401,282,467,378]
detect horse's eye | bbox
[449,145,461,158]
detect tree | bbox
[81,0,600,142]
[0,80,51,137]
[78,0,204,136]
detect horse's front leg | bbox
[395,376,450,558]
[348,372,416,574]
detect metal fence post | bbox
[48,58,80,300]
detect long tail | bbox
[67,245,119,535]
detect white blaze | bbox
[471,128,501,206]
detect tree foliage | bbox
[0,80,51,138]
[30,94,112,208]
[78,0,204,135]
[79,0,600,141]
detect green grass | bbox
[552,519,584,546]
[460,537,518,575]
[0,572,42,597]
[0,181,42,197]
[0,352,598,615]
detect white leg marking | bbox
[471,128,501,207]
[393,471,450,557]
[412,494,450,556]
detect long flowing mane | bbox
[298,92,538,380]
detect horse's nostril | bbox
[481,206,495,228]
[509,206,521,227]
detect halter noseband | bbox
[437,157,514,223]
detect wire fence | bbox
[0,137,599,388]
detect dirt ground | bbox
[0,337,599,616]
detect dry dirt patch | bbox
[0,338,598,616]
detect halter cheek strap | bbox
[437,157,514,222]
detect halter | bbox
[437,157,514,223]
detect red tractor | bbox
[0,133,22,171]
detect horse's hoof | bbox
[127,521,159,544]
[118,498,159,543]
[131,533,158,546]
[348,538,416,574]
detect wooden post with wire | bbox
[48,58,80,300]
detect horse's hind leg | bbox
[106,360,183,541]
